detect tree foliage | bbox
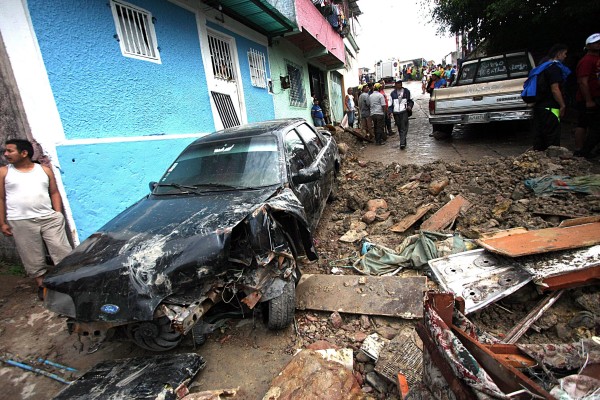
[425,0,599,63]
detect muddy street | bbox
[1,82,599,399]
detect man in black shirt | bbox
[533,44,569,151]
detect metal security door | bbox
[207,31,241,129]
[330,72,343,123]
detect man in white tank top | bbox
[0,139,72,300]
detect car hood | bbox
[44,186,282,322]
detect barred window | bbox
[286,61,306,108]
[110,0,160,63]
[248,49,267,88]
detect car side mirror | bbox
[292,166,321,185]
[149,181,157,191]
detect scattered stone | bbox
[330,312,343,329]
[536,313,558,330]
[555,323,572,340]
[362,211,377,224]
[338,142,349,154]
[360,315,371,329]
[354,332,368,343]
[428,177,449,195]
[365,372,387,393]
[375,326,397,340]
[307,340,340,350]
[355,351,371,363]
[366,199,388,212]
[358,160,368,167]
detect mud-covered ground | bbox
[1,85,599,399]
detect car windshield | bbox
[154,136,281,194]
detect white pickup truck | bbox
[428,52,535,137]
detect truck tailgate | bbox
[433,78,527,114]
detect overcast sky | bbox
[354,0,457,68]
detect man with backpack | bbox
[527,44,570,151]
[389,80,414,149]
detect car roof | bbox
[190,118,306,145]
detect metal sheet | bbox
[428,249,532,314]
[516,245,600,289]
[53,353,205,400]
[295,274,426,318]
[475,222,600,257]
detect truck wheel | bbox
[266,279,296,330]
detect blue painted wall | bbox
[56,137,199,240]
[28,0,215,138]
[206,21,275,123]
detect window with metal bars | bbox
[248,49,267,88]
[286,61,306,108]
[110,0,160,63]
[207,33,235,81]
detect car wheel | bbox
[266,279,296,330]
[126,317,182,351]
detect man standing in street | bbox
[358,85,373,139]
[344,87,356,128]
[531,44,570,151]
[0,139,72,300]
[311,98,325,127]
[389,80,414,149]
[576,34,600,158]
[370,83,387,145]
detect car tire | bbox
[266,279,296,330]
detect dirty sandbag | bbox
[524,174,600,196]
[353,233,470,276]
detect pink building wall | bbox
[294,0,345,63]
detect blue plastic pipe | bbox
[37,358,78,372]
[1,359,72,385]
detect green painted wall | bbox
[268,38,312,122]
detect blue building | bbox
[0,0,292,241]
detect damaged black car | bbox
[43,119,340,351]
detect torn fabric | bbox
[524,175,600,196]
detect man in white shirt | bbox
[370,83,388,145]
[0,139,72,299]
[389,80,414,149]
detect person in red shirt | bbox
[575,33,600,157]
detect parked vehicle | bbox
[428,51,535,137]
[43,119,340,351]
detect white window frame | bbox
[248,48,267,88]
[110,0,161,63]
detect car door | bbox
[283,129,319,229]
[294,123,333,220]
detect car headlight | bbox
[44,289,76,318]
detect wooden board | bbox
[476,222,600,257]
[390,204,434,233]
[295,274,427,318]
[420,195,471,232]
[344,127,373,142]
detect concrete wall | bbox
[206,21,274,123]
[294,0,344,64]
[28,0,214,139]
[269,37,312,122]
[23,0,213,240]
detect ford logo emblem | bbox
[100,304,120,314]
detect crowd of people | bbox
[529,33,600,157]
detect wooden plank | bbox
[475,222,600,257]
[559,215,600,228]
[478,227,528,240]
[420,195,471,232]
[390,204,434,233]
[503,290,564,344]
[344,127,373,142]
[482,344,537,368]
[295,274,426,318]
